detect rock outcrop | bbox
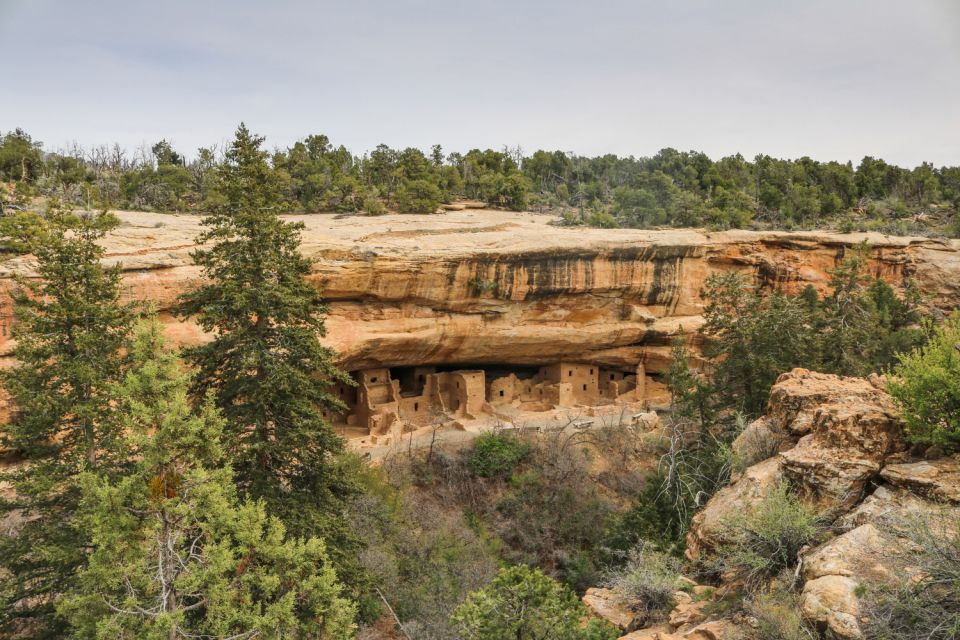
[1,209,958,376]
[688,369,906,558]
[678,371,960,639]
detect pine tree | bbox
[59,321,356,639]
[0,203,135,637]
[175,124,360,583]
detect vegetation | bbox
[450,565,618,640]
[175,125,364,590]
[465,431,531,478]
[602,543,680,625]
[0,204,135,638]
[862,510,960,640]
[3,126,959,236]
[710,483,825,590]
[746,589,816,640]
[59,322,356,639]
[888,312,960,451]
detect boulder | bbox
[668,599,709,628]
[685,457,783,560]
[778,372,904,511]
[838,484,952,531]
[680,620,746,639]
[617,625,674,640]
[764,369,893,437]
[583,587,640,631]
[802,523,895,583]
[880,456,960,503]
[800,575,862,639]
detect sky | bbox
[1,0,958,167]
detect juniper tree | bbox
[59,321,356,640]
[0,203,135,638]
[175,124,361,584]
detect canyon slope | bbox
[1,208,958,375]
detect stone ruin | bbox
[325,361,651,437]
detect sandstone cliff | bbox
[1,209,958,375]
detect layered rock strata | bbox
[1,209,957,377]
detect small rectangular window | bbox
[499,390,504,397]
[371,376,378,383]
[583,384,587,391]
[568,370,572,377]
[610,373,615,380]
[589,368,593,374]
[414,402,419,411]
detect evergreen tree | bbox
[819,244,923,377]
[0,204,134,637]
[175,124,360,584]
[59,321,356,639]
[700,272,814,416]
[450,565,616,640]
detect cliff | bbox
[1,208,958,374]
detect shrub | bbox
[888,313,960,451]
[861,510,960,640]
[746,589,816,640]
[603,469,691,555]
[450,565,618,640]
[395,178,442,213]
[362,195,386,215]
[603,542,680,624]
[466,432,530,479]
[712,482,824,590]
[585,210,619,228]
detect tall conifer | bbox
[0,204,134,637]
[176,125,360,583]
[59,321,356,639]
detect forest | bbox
[1,125,960,640]
[2,126,959,236]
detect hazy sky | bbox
[1,0,958,166]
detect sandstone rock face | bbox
[582,587,640,631]
[800,575,862,639]
[880,457,960,503]
[685,457,784,560]
[802,523,894,583]
[778,370,905,511]
[2,210,957,376]
[688,369,907,556]
[683,370,960,640]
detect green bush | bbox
[712,482,824,590]
[585,210,618,228]
[466,432,530,479]
[395,178,442,213]
[888,313,960,451]
[450,565,618,640]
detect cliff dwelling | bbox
[326,360,664,445]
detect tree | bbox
[0,204,135,638]
[175,124,362,586]
[395,178,442,213]
[0,128,45,182]
[819,244,922,377]
[59,321,356,640]
[450,565,617,640]
[887,313,960,451]
[700,272,815,416]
